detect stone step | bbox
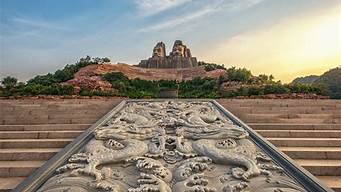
[0,107,110,112]
[241,115,341,124]
[248,123,341,130]
[257,130,341,138]
[0,106,110,113]
[0,161,44,177]
[220,102,341,108]
[248,118,341,124]
[245,113,341,119]
[0,113,104,120]
[0,130,82,139]
[296,159,341,176]
[267,138,341,147]
[0,102,109,105]
[279,147,341,159]
[1,117,100,125]
[0,177,25,192]
[0,139,73,148]
[0,104,113,113]
[0,99,119,104]
[318,176,341,192]
[227,107,341,114]
[0,124,91,131]
[0,148,60,161]
[220,98,341,103]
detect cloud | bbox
[139,6,217,32]
[223,0,264,11]
[134,0,191,16]
[11,17,70,31]
[138,0,264,32]
[199,5,341,82]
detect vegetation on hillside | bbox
[313,67,341,99]
[292,75,319,84]
[198,61,226,71]
[0,56,109,97]
[28,56,109,85]
[0,57,328,98]
[291,67,341,99]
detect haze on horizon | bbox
[0,0,340,83]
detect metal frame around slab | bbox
[13,99,333,192]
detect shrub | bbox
[27,56,108,86]
[226,67,252,82]
[1,76,19,96]
[1,76,18,88]
[21,84,74,95]
[158,80,178,90]
[198,61,226,71]
[79,87,115,97]
[313,67,341,99]
[179,77,220,98]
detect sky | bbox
[0,0,340,82]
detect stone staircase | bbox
[0,99,122,192]
[0,99,340,191]
[218,99,341,192]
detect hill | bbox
[0,56,327,99]
[292,67,341,99]
[66,63,226,91]
[292,75,319,84]
[314,67,341,99]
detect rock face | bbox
[138,40,198,69]
[65,63,226,91]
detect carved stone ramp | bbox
[13,100,332,192]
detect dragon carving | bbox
[37,101,307,192]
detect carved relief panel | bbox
[37,101,307,192]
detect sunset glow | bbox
[200,5,341,82]
[1,0,340,82]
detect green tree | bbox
[1,76,18,89]
[198,61,226,71]
[313,67,341,98]
[226,67,252,82]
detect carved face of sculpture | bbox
[153,47,163,57]
[152,42,165,57]
[172,44,185,57]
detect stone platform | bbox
[0,99,340,191]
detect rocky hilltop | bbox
[65,40,226,90]
[0,41,328,99]
[66,63,226,91]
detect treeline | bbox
[81,70,323,98]
[222,83,323,98]
[292,67,341,99]
[0,59,325,98]
[0,56,110,97]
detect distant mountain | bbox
[292,67,341,99]
[314,67,341,99]
[292,75,319,84]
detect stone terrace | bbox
[0,99,123,192]
[0,99,340,191]
[219,99,341,192]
